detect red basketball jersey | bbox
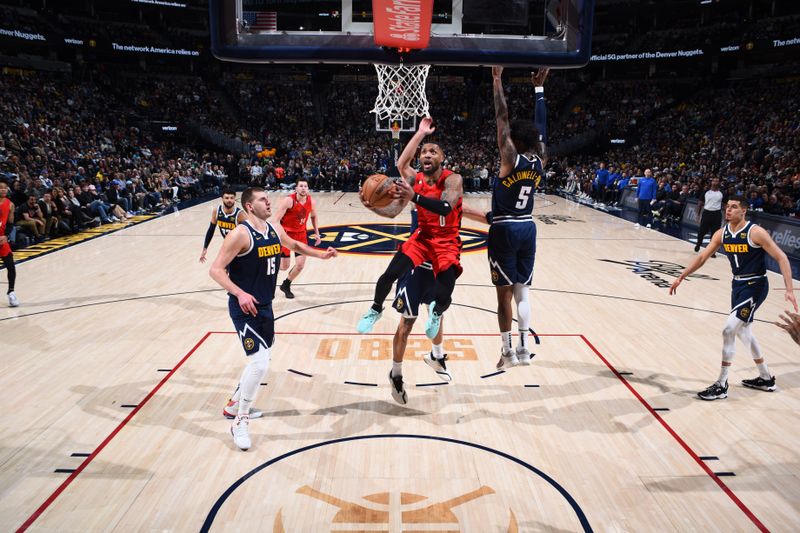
[0,197,10,235]
[413,169,462,238]
[280,192,313,234]
[0,197,11,256]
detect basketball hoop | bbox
[390,121,401,140]
[372,63,431,132]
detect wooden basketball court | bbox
[2,192,799,532]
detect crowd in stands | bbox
[0,71,229,248]
[556,78,800,218]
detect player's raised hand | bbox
[532,68,550,86]
[237,292,259,317]
[492,66,503,79]
[321,246,338,259]
[418,116,435,136]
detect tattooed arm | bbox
[492,67,517,180]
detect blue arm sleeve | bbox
[534,89,547,145]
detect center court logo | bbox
[274,485,519,532]
[201,435,591,532]
[600,259,718,288]
[312,223,488,255]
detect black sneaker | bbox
[742,375,776,392]
[280,281,294,299]
[389,371,407,405]
[698,381,728,401]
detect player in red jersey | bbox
[272,178,321,298]
[0,181,19,307]
[358,117,464,343]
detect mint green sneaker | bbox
[357,308,382,334]
[424,302,442,339]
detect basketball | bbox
[362,174,396,208]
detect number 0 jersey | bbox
[491,153,543,222]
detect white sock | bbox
[756,362,771,380]
[501,331,513,354]
[431,343,444,358]
[717,365,731,386]
[238,346,271,416]
[391,361,403,377]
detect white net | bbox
[371,64,431,123]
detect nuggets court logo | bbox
[202,435,592,532]
[243,337,255,351]
[311,224,488,255]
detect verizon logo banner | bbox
[372,0,433,50]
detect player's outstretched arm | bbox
[492,66,516,178]
[751,225,798,311]
[462,202,492,225]
[274,221,337,259]
[532,68,550,166]
[669,228,723,295]
[209,226,259,316]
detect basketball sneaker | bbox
[231,415,251,451]
[742,375,776,392]
[389,371,408,405]
[697,381,728,401]
[515,346,532,366]
[222,400,264,419]
[423,352,452,382]
[496,350,519,370]
[357,308,382,334]
[425,302,442,339]
[7,291,19,307]
[279,280,295,299]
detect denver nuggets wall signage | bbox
[314,223,488,255]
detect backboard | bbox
[210,0,594,68]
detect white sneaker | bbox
[423,352,452,382]
[515,347,532,366]
[8,291,19,307]
[634,223,640,228]
[222,400,263,419]
[231,415,251,451]
[646,223,652,228]
[496,350,519,370]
